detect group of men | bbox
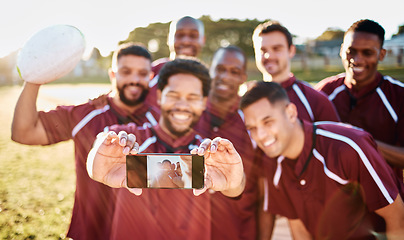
[11,16,404,240]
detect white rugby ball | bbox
[17,24,86,84]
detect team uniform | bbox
[107,123,211,240]
[280,75,340,122]
[38,95,159,240]
[315,72,404,180]
[194,99,258,240]
[258,121,402,239]
[144,57,170,108]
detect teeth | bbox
[217,84,229,90]
[263,139,275,147]
[352,67,365,73]
[172,113,190,120]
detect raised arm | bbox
[11,82,49,145]
[191,137,246,197]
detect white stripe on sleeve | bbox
[316,128,394,204]
[328,85,346,101]
[376,87,398,123]
[138,136,157,153]
[72,105,110,137]
[292,84,314,121]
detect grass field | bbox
[0,66,403,239]
[0,84,110,239]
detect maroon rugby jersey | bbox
[107,123,211,240]
[315,72,404,180]
[259,121,401,240]
[38,95,160,240]
[194,99,258,240]
[144,57,170,108]
[280,75,340,122]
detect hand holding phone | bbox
[191,137,245,197]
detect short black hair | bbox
[253,21,293,47]
[240,81,289,110]
[213,45,247,70]
[346,19,385,47]
[157,57,211,97]
[113,42,152,63]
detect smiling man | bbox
[145,16,205,107]
[11,43,159,240]
[315,19,404,182]
[252,20,340,123]
[241,81,404,240]
[89,58,218,239]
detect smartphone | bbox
[126,153,204,189]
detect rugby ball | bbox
[17,24,86,84]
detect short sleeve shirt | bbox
[316,72,404,180]
[281,75,340,122]
[260,121,401,239]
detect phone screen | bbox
[126,153,204,189]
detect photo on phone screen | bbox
[126,154,204,189]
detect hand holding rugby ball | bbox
[17,25,86,84]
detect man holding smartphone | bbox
[87,58,246,239]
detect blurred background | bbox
[1,1,404,239]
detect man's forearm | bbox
[376,140,404,168]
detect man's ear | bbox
[149,72,155,81]
[202,96,207,109]
[108,68,115,84]
[289,45,296,59]
[156,89,162,107]
[285,102,298,123]
[379,48,387,62]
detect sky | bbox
[2,0,404,58]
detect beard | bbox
[161,109,199,137]
[118,83,149,106]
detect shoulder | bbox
[295,80,333,101]
[315,73,346,93]
[314,121,374,150]
[151,58,170,73]
[381,75,404,92]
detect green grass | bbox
[0,85,109,239]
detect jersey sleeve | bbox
[301,82,340,122]
[339,131,400,212]
[38,105,75,144]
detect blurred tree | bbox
[316,28,344,41]
[392,24,404,38]
[119,16,269,63]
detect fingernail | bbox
[198,147,204,155]
[211,145,216,152]
[123,147,129,155]
[120,138,126,145]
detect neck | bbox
[283,121,305,160]
[209,93,238,118]
[263,71,291,84]
[346,72,378,91]
[111,93,142,113]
